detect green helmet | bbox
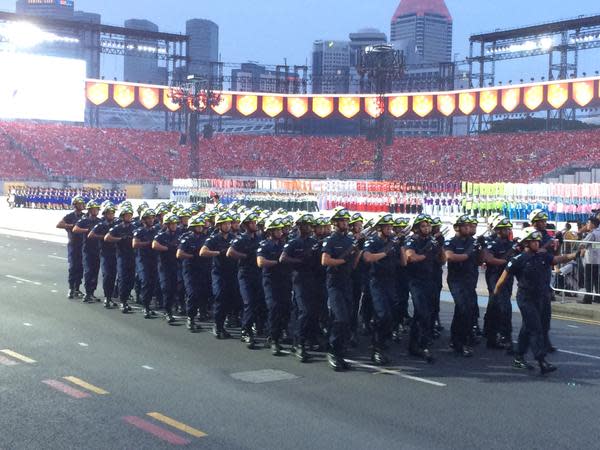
[315,216,330,226]
[215,212,233,225]
[167,201,177,211]
[374,213,394,227]
[179,208,193,218]
[71,195,85,206]
[467,216,479,225]
[330,206,351,222]
[188,215,207,228]
[141,208,156,219]
[349,212,364,225]
[430,217,442,227]
[240,211,260,224]
[282,215,294,226]
[137,201,149,214]
[394,217,410,228]
[493,216,513,229]
[265,217,285,230]
[454,214,471,226]
[528,209,548,223]
[521,227,542,242]
[230,212,241,222]
[412,214,432,229]
[163,213,179,225]
[155,205,169,216]
[86,200,100,210]
[119,207,134,218]
[102,204,116,215]
[295,213,315,226]
[275,208,288,216]
[121,200,133,208]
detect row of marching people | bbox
[57,197,581,374]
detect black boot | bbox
[371,349,390,366]
[241,330,255,349]
[538,358,557,375]
[121,302,129,313]
[327,353,345,371]
[187,317,196,331]
[104,298,112,308]
[144,309,152,319]
[165,312,175,324]
[83,294,94,303]
[513,355,534,370]
[67,289,75,299]
[271,340,282,356]
[296,345,309,363]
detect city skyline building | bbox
[312,40,351,94]
[123,18,165,85]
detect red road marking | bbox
[122,416,191,446]
[0,355,18,366]
[42,379,91,399]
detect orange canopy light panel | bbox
[163,90,181,112]
[412,95,433,117]
[313,97,334,118]
[339,97,360,118]
[524,85,543,111]
[139,87,159,110]
[437,94,456,116]
[479,90,498,114]
[86,82,109,106]
[287,97,308,118]
[236,95,258,116]
[365,97,385,118]
[113,84,135,108]
[212,94,232,115]
[388,96,408,117]
[573,81,594,106]
[501,88,520,112]
[262,96,284,118]
[547,83,568,109]
[458,92,476,115]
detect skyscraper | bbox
[186,19,219,80]
[312,40,351,94]
[390,0,452,65]
[123,19,165,85]
[16,0,74,19]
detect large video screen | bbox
[0,53,86,122]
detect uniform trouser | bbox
[293,271,318,345]
[516,294,546,360]
[117,257,135,302]
[315,272,329,332]
[263,277,292,342]
[158,265,178,314]
[408,280,433,349]
[83,250,100,295]
[238,270,262,332]
[213,273,237,330]
[139,261,158,310]
[67,242,84,289]
[432,269,443,325]
[100,253,117,299]
[541,289,552,350]
[370,277,395,349]
[327,276,353,356]
[359,285,373,328]
[184,267,209,319]
[484,273,513,342]
[350,271,362,334]
[396,268,410,322]
[448,279,475,348]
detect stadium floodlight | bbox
[0,21,79,48]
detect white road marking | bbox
[344,358,447,387]
[6,275,41,286]
[23,323,32,327]
[142,365,154,370]
[567,325,579,329]
[48,255,67,261]
[78,343,89,347]
[558,349,600,361]
[50,290,58,293]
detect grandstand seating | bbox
[0,121,599,184]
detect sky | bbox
[1,0,599,82]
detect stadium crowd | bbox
[56,196,587,375]
[7,186,126,209]
[1,121,600,183]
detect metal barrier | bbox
[553,239,600,304]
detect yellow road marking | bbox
[0,349,36,363]
[552,314,600,326]
[147,412,207,438]
[63,376,109,395]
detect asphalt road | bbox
[1,233,600,450]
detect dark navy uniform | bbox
[231,232,262,334]
[63,210,84,291]
[445,236,478,350]
[133,226,158,311]
[204,232,238,332]
[539,230,556,350]
[364,236,400,350]
[179,231,210,320]
[108,222,136,304]
[283,234,319,346]
[154,229,182,316]
[506,251,554,360]
[257,238,292,343]
[77,215,102,297]
[322,231,355,357]
[91,220,116,301]
[483,236,515,345]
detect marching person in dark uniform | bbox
[321,207,358,371]
[88,202,117,308]
[132,208,159,319]
[405,214,446,363]
[363,213,407,365]
[200,212,237,339]
[445,215,479,357]
[495,227,580,374]
[280,213,318,362]
[105,206,136,313]
[56,195,86,299]
[348,213,366,347]
[73,200,102,303]
[227,211,262,348]
[313,216,330,343]
[152,213,182,324]
[177,215,211,332]
[257,217,292,355]
[393,217,411,338]
[482,216,515,350]
[430,217,445,337]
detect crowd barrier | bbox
[553,239,600,304]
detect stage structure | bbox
[469,14,600,133]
